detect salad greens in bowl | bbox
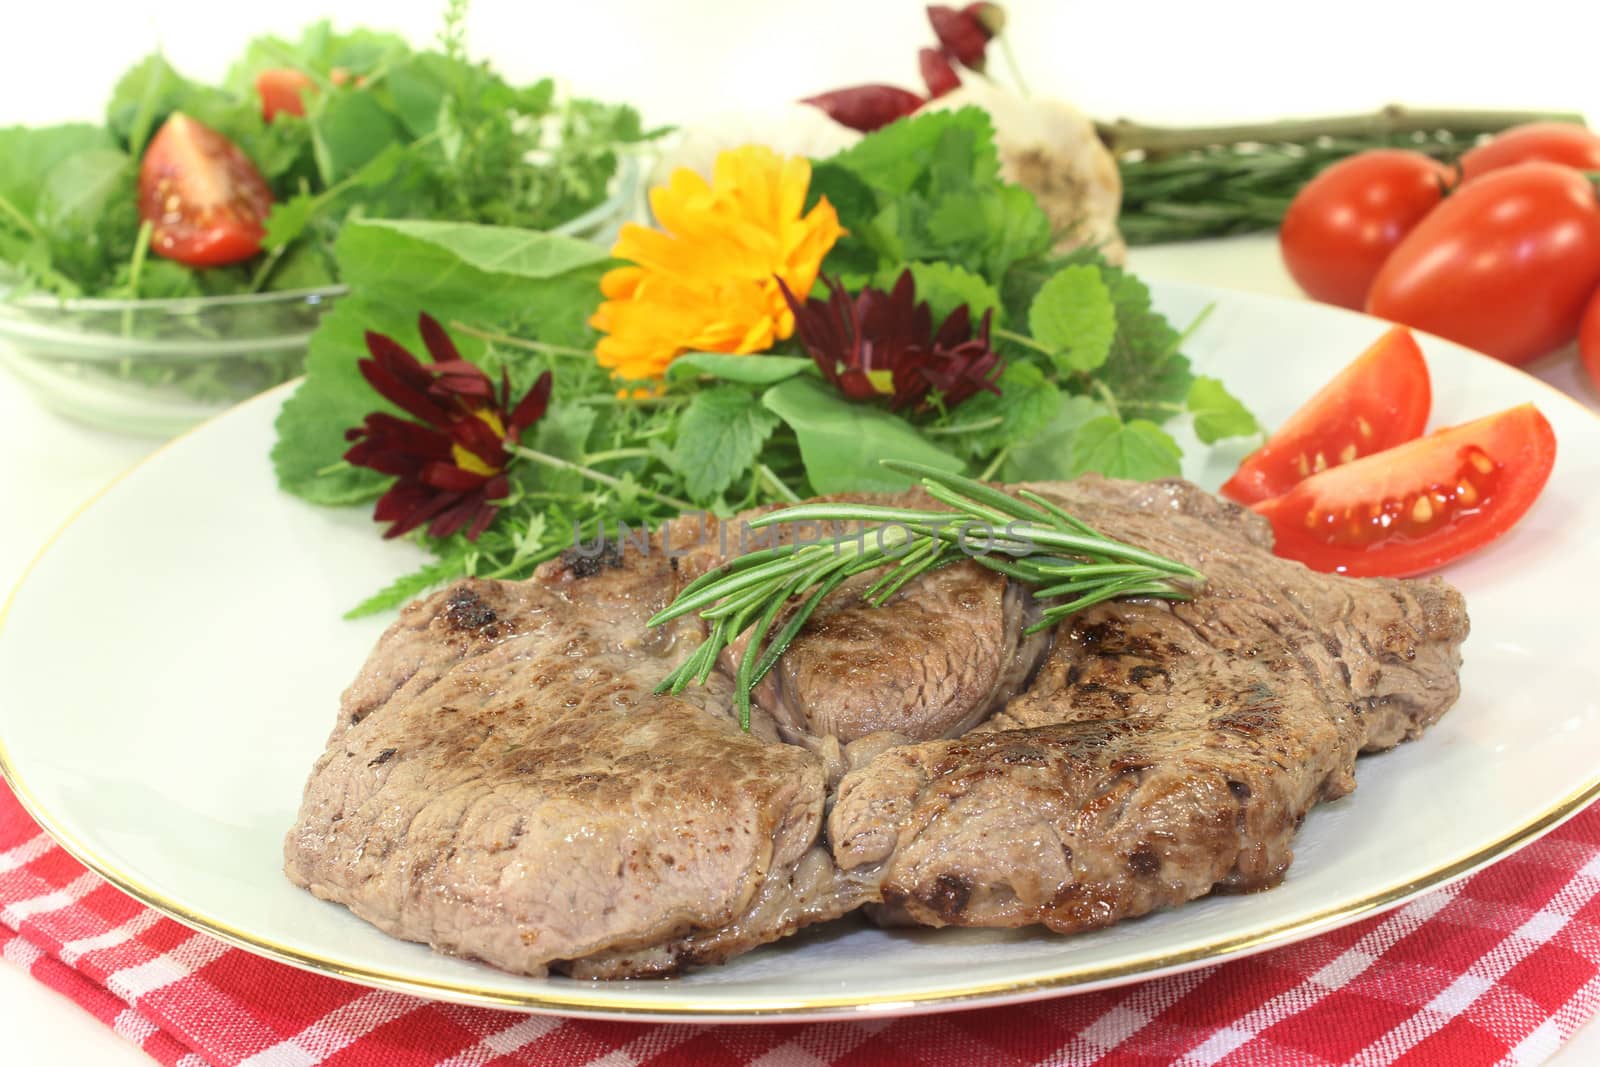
[0,10,654,436]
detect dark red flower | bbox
[927,4,1004,71]
[919,48,961,99]
[344,313,551,541]
[779,270,1002,414]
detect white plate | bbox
[3,284,1599,1022]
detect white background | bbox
[2,0,1598,1063]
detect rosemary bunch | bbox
[1106,106,1588,244]
[649,462,1202,730]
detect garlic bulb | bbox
[925,81,1126,264]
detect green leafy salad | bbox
[0,8,650,301]
[271,107,1262,617]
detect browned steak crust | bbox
[285,477,1469,976]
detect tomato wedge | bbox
[1219,326,1430,505]
[1253,404,1556,578]
[137,113,273,268]
[257,68,316,121]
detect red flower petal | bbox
[417,312,463,365]
[508,371,553,438]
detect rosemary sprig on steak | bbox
[650,462,1203,730]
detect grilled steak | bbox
[285,477,1468,976]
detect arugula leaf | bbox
[672,387,781,502]
[1028,264,1117,373]
[1068,417,1184,480]
[1187,376,1261,443]
[761,377,963,494]
[665,353,815,385]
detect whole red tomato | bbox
[1366,162,1600,365]
[1279,150,1454,310]
[1580,287,1600,394]
[1459,122,1600,182]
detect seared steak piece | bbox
[754,563,1050,743]
[828,477,1467,931]
[284,554,872,977]
[286,476,1469,977]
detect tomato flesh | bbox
[1220,326,1430,505]
[1366,162,1600,366]
[1459,122,1600,183]
[137,113,273,268]
[1279,150,1453,310]
[1580,287,1600,396]
[257,68,316,121]
[1254,404,1556,578]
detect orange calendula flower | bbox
[589,145,843,380]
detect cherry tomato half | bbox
[1580,287,1600,396]
[1366,162,1600,366]
[1221,326,1430,505]
[1254,404,1556,578]
[1279,150,1454,310]
[1459,122,1600,183]
[256,68,316,121]
[137,113,273,268]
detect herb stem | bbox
[510,444,693,510]
[923,415,1005,436]
[1091,379,1121,421]
[759,463,802,503]
[0,193,42,241]
[977,446,1010,482]
[582,447,653,464]
[449,321,597,359]
[997,32,1030,97]
[995,327,1054,356]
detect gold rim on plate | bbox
[4,319,1600,1019]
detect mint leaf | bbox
[1187,376,1260,443]
[762,377,963,494]
[665,353,815,385]
[1001,395,1108,481]
[1097,265,1194,422]
[1068,417,1183,481]
[671,387,780,502]
[1028,264,1117,373]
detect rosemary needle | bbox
[649,462,1203,731]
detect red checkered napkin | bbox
[4,782,1600,1067]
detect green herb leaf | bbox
[308,89,405,185]
[824,107,999,197]
[344,555,468,619]
[672,387,781,502]
[761,377,963,494]
[665,353,816,385]
[0,125,114,219]
[1028,264,1117,372]
[1068,416,1184,481]
[1001,395,1109,481]
[1187,375,1260,443]
[881,261,1001,326]
[943,362,1061,459]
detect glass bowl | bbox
[0,155,646,438]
